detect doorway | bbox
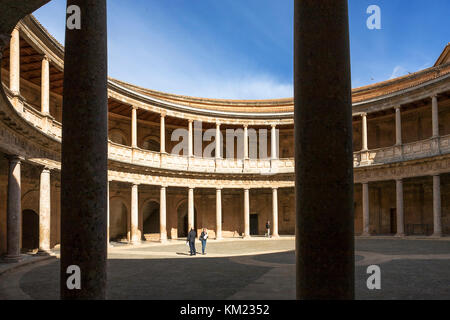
[250,214,259,236]
[22,210,39,251]
[390,208,397,234]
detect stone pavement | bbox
[0,238,449,300]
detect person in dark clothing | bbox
[199,228,208,255]
[266,221,271,238]
[187,228,197,256]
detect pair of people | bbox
[186,228,208,256]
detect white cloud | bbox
[389,65,408,79]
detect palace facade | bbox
[0,16,449,254]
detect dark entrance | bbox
[22,209,39,251]
[390,208,397,234]
[143,201,160,234]
[250,214,259,236]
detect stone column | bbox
[39,167,51,252]
[361,113,368,151]
[243,125,249,159]
[216,188,223,240]
[271,125,278,160]
[243,188,250,238]
[107,180,110,246]
[295,0,354,299]
[9,27,20,95]
[160,113,166,153]
[395,179,405,237]
[188,187,195,231]
[5,156,22,262]
[41,56,50,114]
[432,175,442,237]
[272,187,279,238]
[60,0,108,300]
[160,186,167,242]
[432,95,439,138]
[131,106,138,148]
[216,123,221,159]
[362,183,370,236]
[395,106,402,145]
[130,184,140,244]
[188,120,193,157]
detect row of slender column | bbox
[130,110,279,159]
[360,96,441,151]
[121,184,281,243]
[361,175,442,237]
[4,156,52,262]
[9,27,51,115]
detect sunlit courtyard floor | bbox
[0,238,449,300]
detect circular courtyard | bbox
[0,238,449,300]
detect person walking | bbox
[266,220,271,238]
[187,228,197,256]
[200,228,208,255]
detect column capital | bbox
[160,184,168,189]
[394,105,401,111]
[395,178,403,183]
[216,187,223,191]
[188,119,194,124]
[431,94,438,99]
[42,54,50,62]
[360,112,367,118]
[272,187,279,190]
[271,124,277,129]
[160,111,167,118]
[216,122,221,127]
[5,155,24,163]
[131,105,139,111]
[432,173,440,178]
[244,187,250,191]
[243,124,249,129]
[131,183,140,187]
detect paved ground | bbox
[0,238,449,300]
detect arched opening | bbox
[110,198,128,241]
[109,129,128,146]
[22,209,39,252]
[142,136,160,152]
[177,200,197,238]
[143,200,160,234]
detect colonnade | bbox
[3,156,52,262]
[359,95,441,152]
[111,183,281,244]
[129,109,280,159]
[360,174,443,237]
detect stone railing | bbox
[4,88,450,175]
[354,134,450,167]
[108,141,293,175]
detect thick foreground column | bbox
[243,188,250,238]
[39,167,51,252]
[395,179,405,237]
[188,188,195,231]
[130,184,140,244]
[61,0,108,300]
[160,186,167,242]
[272,187,279,238]
[432,175,442,237]
[216,188,223,240]
[294,0,354,299]
[362,183,370,236]
[5,156,22,262]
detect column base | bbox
[395,233,405,238]
[2,255,22,263]
[130,240,142,246]
[243,235,252,240]
[360,232,371,237]
[215,237,223,241]
[160,238,168,244]
[271,234,280,239]
[36,249,52,256]
[431,233,442,238]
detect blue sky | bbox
[33,0,450,99]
